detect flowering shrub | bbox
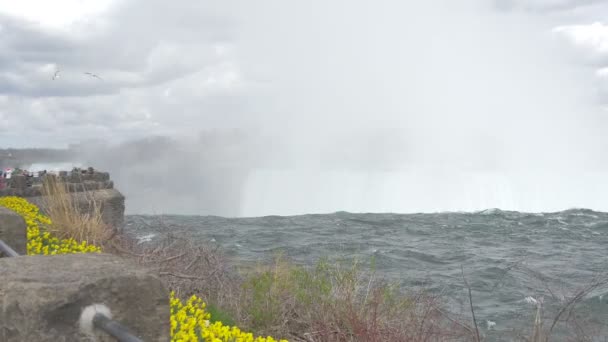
[0,196,101,255]
[170,291,287,342]
[1,196,287,342]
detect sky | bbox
[1,0,608,215]
[0,0,606,147]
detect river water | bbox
[125,209,608,340]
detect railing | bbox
[93,313,144,342]
[0,239,144,342]
[0,239,19,257]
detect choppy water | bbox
[125,209,608,340]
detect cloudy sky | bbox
[1,0,608,215]
[0,0,606,148]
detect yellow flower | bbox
[169,292,287,342]
[0,196,102,255]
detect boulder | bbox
[0,207,26,255]
[0,254,169,342]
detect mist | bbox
[73,0,608,216]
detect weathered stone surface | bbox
[27,189,125,231]
[68,173,82,183]
[1,170,125,231]
[9,175,26,189]
[105,180,114,189]
[99,172,110,182]
[0,207,26,255]
[13,189,24,197]
[92,189,125,230]
[83,180,98,191]
[23,186,42,197]
[0,254,169,342]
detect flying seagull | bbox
[84,72,103,81]
[52,69,60,80]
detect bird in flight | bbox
[52,69,60,80]
[84,72,103,81]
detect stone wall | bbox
[1,170,125,231]
[26,189,125,232]
[0,171,113,197]
[0,254,169,341]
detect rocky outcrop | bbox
[26,189,126,232]
[0,207,26,255]
[0,253,169,341]
[1,170,125,231]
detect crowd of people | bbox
[0,168,48,189]
[0,166,97,190]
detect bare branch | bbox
[461,265,481,342]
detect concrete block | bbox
[68,173,82,183]
[5,189,21,196]
[24,189,125,232]
[23,186,42,197]
[0,254,169,342]
[91,173,103,182]
[10,175,27,189]
[0,207,26,255]
[83,181,98,191]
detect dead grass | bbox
[107,229,239,310]
[109,226,473,341]
[235,255,473,342]
[40,175,113,245]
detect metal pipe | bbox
[0,239,19,257]
[92,313,144,342]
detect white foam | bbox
[136,233,156,244]
[480,208,501,215]
[524,296,538,305]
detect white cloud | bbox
[553,22,608,56]
[597,67,608,77]
[0,0,117,29]
[495,0,605,12]
[552,22,608,104]
[0,0,252,148]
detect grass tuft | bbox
[40,175,112,246]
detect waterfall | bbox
[240,168,608,216]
